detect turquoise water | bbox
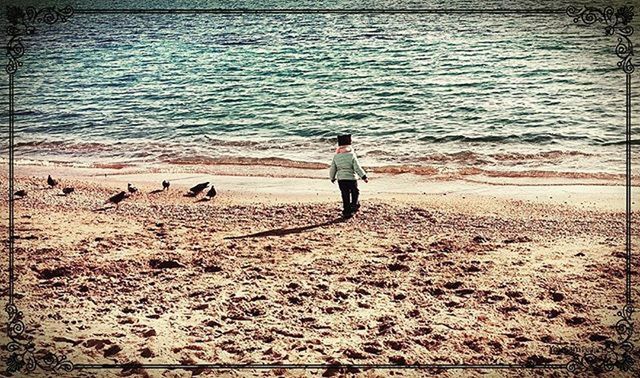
[5,1,639,176]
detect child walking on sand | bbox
[330,134,368,218]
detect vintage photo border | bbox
[3,4,636,375]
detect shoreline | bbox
[4,163,637,212]
[4,154,637,183]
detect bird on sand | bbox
[62,187,74,195]
[189,182,209,196]
[105,191,128,209]
[14,190,26,198]
[127,183,138,194]
[162,180,170,190]
[47,175,58,188]
[203,185,217,201]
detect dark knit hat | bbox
[337,134,352,146]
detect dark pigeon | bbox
[62,187,74,195]
[204,186,217,200]
[189,182,209,196]
[14,190,26,198]
[127,183,138,194]
[162,180,170,190]
[105,191,128,209]
[47,175,58,188]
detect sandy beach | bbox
[1,163,639,377]
[5,0,639,375]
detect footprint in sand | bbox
[395,253,410,261]
[455,288,475,296]
[385,340,405,351]
[103,344,122,358]
[387,262,409,272]
[201,320,220,329]
[464,339,483,353]
[589,334,609,342]
[288,296,302,305]
[388,355,407,365]
[324,306,341,314]
[334,291,349,300]
[550,292,564,302]
[505,290,523,298]
[413,326,433,336]
[394,293,407,300]
[464,265,482,273]
[139,347,154,358]
[525,355,554,366]
[430,239,455,253]
[566,316,587,326]
[204,265,222,273]
[473,235,491,243]
[118,317,135,325]
[546,309,563,319]
[362,342,383,355]
[84,339,112,350]
[344,348,367,359]
[377,317,395,334]
[499,305,519,313]
[149,259,183,269]
[35,266,70,280]
[444,281,463,290]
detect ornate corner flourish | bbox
[5,5,74,75]
[5,303,73,374]
[565,304,635,373]
[566,5,635,74]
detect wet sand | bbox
[1,164,639,377]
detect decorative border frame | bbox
[3,4,635,375]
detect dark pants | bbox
[338,180,359,215]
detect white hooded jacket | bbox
[329,146,367,181]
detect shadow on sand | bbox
[224,217,345,240]
[92,206,114,212]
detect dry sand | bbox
[1,164,639,377]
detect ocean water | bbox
[4,1,639,178]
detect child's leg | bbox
[351,181,360,212]
[337,180,351,215]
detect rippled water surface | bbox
[5,1,639,176]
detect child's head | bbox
[337,134,352,146]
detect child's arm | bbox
[352,154,368,182]
[329,157,337,182]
